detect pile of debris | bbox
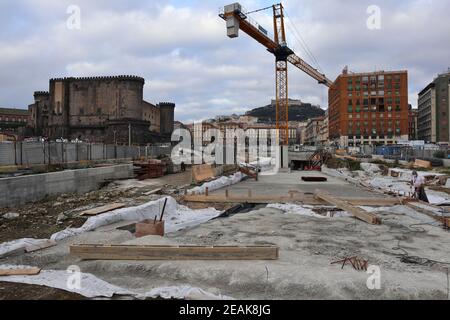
[133,156,182,180]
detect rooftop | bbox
[338,70,408,79]
[0,107,29,116]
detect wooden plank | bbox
[80,203,125,216]
[70,244,279,261]
[192,164,216,183]
[0,267,41,276]
[143,188,162,196]
[183,193,306,204]
[444,217,450,228]
[405,201,450,226]
[314,190,382,225]
[344,198,402,206]
[414,159,432,169]
[183,193,401,207]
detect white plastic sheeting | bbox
[267,203,325,218]
[187,172,245,196]
[241,157,277,173]
[141,286,233,300]
[360,163,382,175]
[0,239,50,259]
[0,265,233,300]
[0,197,222,257]
[51,196,222,241]
[267,203,352,218]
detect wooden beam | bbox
[192,164,216,183]
[183,193,307,204]
[405,201,450,226]
[314,190,382,225]
[70,244,279,261]
[183,193,401,207]
[143,188,162,196]
[444,217,450,228]
[80,203,125,216]
[344,198,402,206]
[0,267,41,276]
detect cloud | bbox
[0,0,449,120]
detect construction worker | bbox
[411,171,429,203]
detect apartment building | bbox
[304,116,324,146]
[418,71,450,143]
[408,105,418,141]
[328,70,409,147]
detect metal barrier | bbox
[0,142,172,166]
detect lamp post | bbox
[128,123,131,146]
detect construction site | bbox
[0,2,450,302]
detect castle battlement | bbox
[49,75,145,83]
[33,91,50,96]
[158,102,176,108]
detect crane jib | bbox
[220,2,333,144]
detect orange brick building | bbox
[328,70,409,147]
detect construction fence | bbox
[0,142,172,166]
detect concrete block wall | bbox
[0,164,133,208]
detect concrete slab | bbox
[3,205,449,299]
[211,170,386,199]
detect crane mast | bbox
[220,2,333,145]
[273,4,290,146]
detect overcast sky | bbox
[0,0,449,122]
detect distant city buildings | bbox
[0,107,31,140]
[328,70,409,147]
[304,116,325,146]
[0,107,30,130]
[408,105,418,141]
[5,70,448,149]
[418,71,450,143]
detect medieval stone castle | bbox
[28,75,175,144]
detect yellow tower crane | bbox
[220,3,333,145]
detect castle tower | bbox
[158,102,175,136]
